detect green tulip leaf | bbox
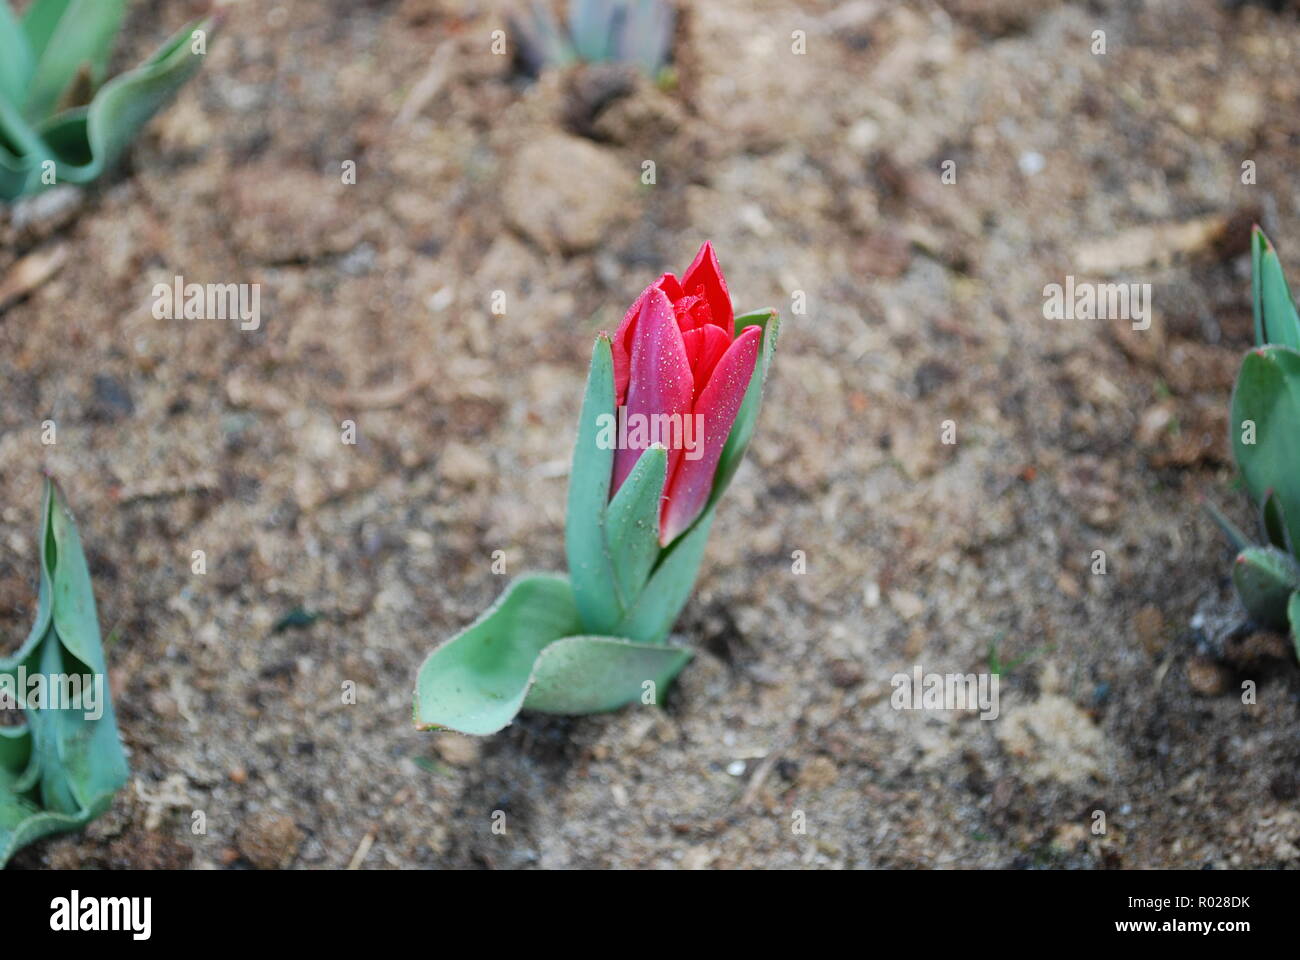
[0,7,212,201]
[1253,228,1300,350]
[0,1,31,107]
[1252,226,1266,346]
[1289,591,1300,661]
[523,634,691,713]
[21,0,75,59]
[413,574,582,736]
[605,443,666,604]
[22,0,125,123]
[413,572,693,734]
[1231,345,1300,552]
[1,480,128,868]
[1260,488,1294,557]
[565,335,622,633]
[617,0,675,79]
[614,505,716,644]
[1204,497,1252,553]
[513,0,671,76]
[1232,545,1300,631]
[568,0,613,63]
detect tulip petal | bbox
[657,273,684,301]
[611,287,694,496]
[611,288,646,405]
[612,273,679,405]
[660,325,761,544]
[710,308,779,506]
[680,241,733,332]
[680,323,731,398]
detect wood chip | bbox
[347,831,375,870]
[1073,215,1228,275]
[395,42,453,126]
[0,243,69,314]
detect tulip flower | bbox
[415,244,779,736]
[610,243,763,545]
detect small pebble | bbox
[1019,151,1045,176]
[829,658,864,688]
[237,811,303,869]
[1186,656,1229,696]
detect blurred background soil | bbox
[2,0,1300,868]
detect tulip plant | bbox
[1,481,128,867]
[1208,227,1300,658]
[510,0,674,78]
[415,243,779,735]
[0,0,214,201]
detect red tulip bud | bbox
[608,242,762,545]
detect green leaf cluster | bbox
[1,481,128,867]
[0,0,212,201]
[1213,228,1300,657]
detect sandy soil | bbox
[2,0,1299,869]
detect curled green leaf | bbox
[0,480,127,868]
[605,443,666,604]
[614,505,716,644]
[413,574,581,736]
[0,5,213,200]
[412,573,690,734]
[565,334,622,633]
[1231,345,1300,553]
[523,634,691,713]
[1289,592,1300,661]
[1232,545,1300,631]
[1253,227,1300,350]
